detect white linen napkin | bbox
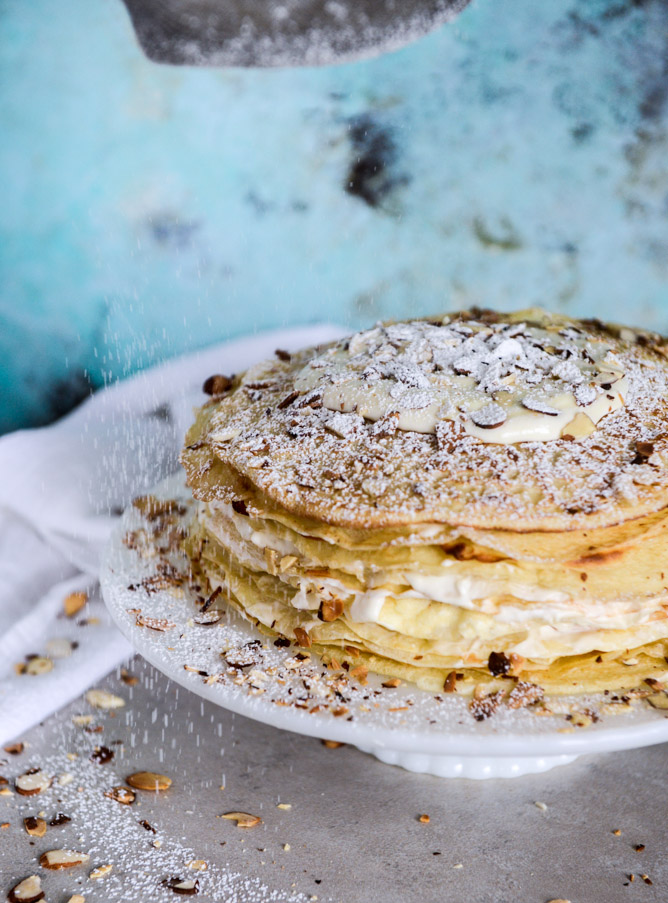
[0,324,346,745]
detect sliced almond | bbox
[646,692,668,710]
[126,771,172,791]
[186,860,208,871]
[164,879,200,895]
[318,598,344,622]
[418,814,430,824]
[24,816,47,837]
[40,849,91,869]
[560,412,595,440]
[134,614,176,631]
[8,875,44,903]
[349,665,368,683]
[294,627,312,648]
[25,657,54,677]
[85,689,125,710]
[45,637,75,659]
[120,668,139,686]
[382,678,402,688]
[4,742,25,755]
[64,591,87,617]
[321,740,344,749]
[67,897,86,903]
[569,711,594,728]
[16,770,50,796]
[193,611,223,626]
[220,811,262,828]
[264,548,279,576]
[89,864,113,879]
[279,555,298,572]
[72,715,94,726]
[104,785,136,805]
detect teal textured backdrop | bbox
[1,0,667,432]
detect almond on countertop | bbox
[89,864,113,879]
[4,742,25,755]
[39,849,91,869]
[85,689,125,710]
[7,876,45,903]
[104,786,136,804]
[220,811,262,828]
[23,816,46,837]
[15,770,50,796]
[164,878,200,895]
[126,771,172,791]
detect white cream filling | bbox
[201,504,668,660]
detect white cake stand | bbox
[100,475,668,779]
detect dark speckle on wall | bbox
[147,213,200,250]
[473,216,523,252]
[344,114,410,209]
[571,122,595,144]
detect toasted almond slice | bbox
[16,770,50,796]
[418,814,430,824]
[318,598,344,622]
[89,864,113,879]
[276,803,292,810]
[126,771,172,791]
[193,611,223,626]
[294,627,312,649]
[135,614,176,631]
[4,742,25,755]
[45,637,75,659]
[569,711,594,728]
[166,879,200,895]
[382,678,402,688]
[40,849,91,869]
[104,786,136,805]
[647,692,668,710]
[221,811,262,828]
[186,860,208,871]
[560,412,595,440]
[120,668,139,686]
[72,715,94,726]
[64,591,87,617]
[8,875,44,903]
[24,816,47,837]
[321,740,344,749]
[279,555,298,572]
[264,548,279,576]
[25,657,54,677]
[67,896,86,903]
[85,689,125,710]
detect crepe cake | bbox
[180,308,668,697]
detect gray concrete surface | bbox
[1,656,666,902]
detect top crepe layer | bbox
[181,308,668,533]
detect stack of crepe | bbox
[181,309,668,695]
